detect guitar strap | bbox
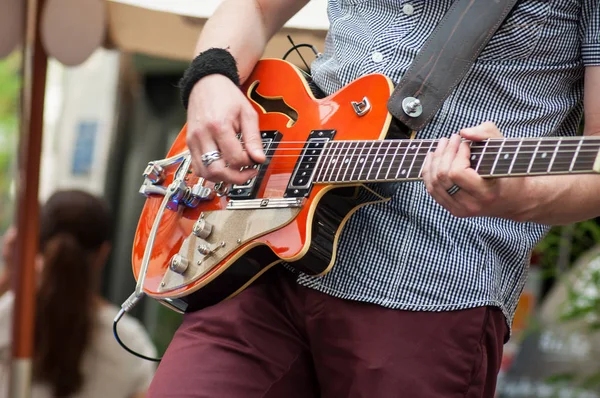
[387,0,520,132]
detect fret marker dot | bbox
[376,157,382,163]
[332,158,337,163]
[344,158,350,164]
[411,145,417,150]
[401,169,406,175]
[503,154,509,160]
[541,152,547,158]
[471,155,476,160]
[359,158,364,163]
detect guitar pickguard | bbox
[158,207,301,293]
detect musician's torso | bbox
[302,0,597,328]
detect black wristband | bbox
[178,48,241,110]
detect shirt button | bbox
[371,52,384,63]
[403,4,414,15]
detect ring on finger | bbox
[446,184,461,196]
[201,150,222,167]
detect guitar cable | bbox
[114,292,163,362]
[282,35,320,72]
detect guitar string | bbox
[211,156,599,181]
[232,140,600,152]
[185,141,600,176]
[229,143,600,159]
[233,150,600,169]
[220,149,600,167]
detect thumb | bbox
[460,121,503,142]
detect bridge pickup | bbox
[285,130,336,198]
[229,130,282,199]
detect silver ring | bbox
[201,150,222,167]
[446,184,461,196]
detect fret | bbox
[325,141,346,181]
[414,140,436,179]
[329,141,345,182]
[366,141,386,181]
[406,141,424,179]
[490,140,508,176]
[385,140,402,180]
[507,138,523,175]
[348,141,364,181]
[529,140,558,174]
[526,140,542,174]
[351,141,371,181]
[375,141,394,181]
[510,140,536,175]
[475,141,495,176]
[361,141,382,181]
[547,138,561,173]
[341,141,360,181]
[474,141,489,173]
[315,141,334,182]
[392,140,413,180]
[569,139,583,172]
[571,139,598,172]
[381,141,400,180]
[333,141,350,182]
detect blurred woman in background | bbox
[0,189,156,398]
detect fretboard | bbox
[313,137,600,184]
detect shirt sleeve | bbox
[582,0,600,66]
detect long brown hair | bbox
[35,190,112,397]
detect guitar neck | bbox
[313,137,600,184]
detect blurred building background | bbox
[1,1,599,396]
[0,0,329,359]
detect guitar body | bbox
[132,59,395,312]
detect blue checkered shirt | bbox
[297,0,600,330]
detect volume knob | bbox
[169,254,189,274]
[192,219,213,239]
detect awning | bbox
[0,0,329,64]
[106,0,329,62]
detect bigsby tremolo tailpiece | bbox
[138,150,215,208]
[134,154,194,298]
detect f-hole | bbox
[248,81,298,127]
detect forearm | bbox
[508,166,600,225]
[195,0,308,82]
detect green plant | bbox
[536,220,600,279]
[0,51,21,232]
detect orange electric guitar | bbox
[130,58,600,314]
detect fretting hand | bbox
[422,121,521,219]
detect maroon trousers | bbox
[148,269,507,398]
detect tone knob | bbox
[169,254,189,274]
[192,219,213,239]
